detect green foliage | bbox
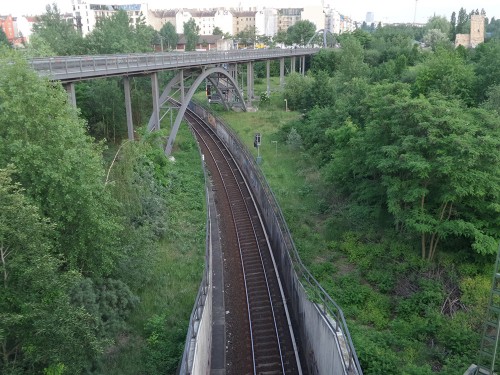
[76,78,126,141]
[473,39,500,103]
[86,10,154,54]
[0,50,121,277]
[286,127,302,150]
[31,4,85,55]
[71,277,139,336]
[0,28,10,48]
[423,29,452,51]
[24,34,56,57]
[283,72,313,110]
[425,16,451,36]
[183,19,200,51]
[413,47,475,104]
[143,313,187,374]
[159,22,178,50]
[309,49,339,75]
[286,20,316,45]
[482,84,500,114]
[324,81,500,259]
[336,35,370,81]
[0,168,107,374]
[456,7,470,35]
[259,91,270,107]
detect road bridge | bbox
[30,48,318,153]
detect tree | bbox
[213,26,223,35]
[324,82,500,260]
[76,78,126,140]
[473,39,500,103]
[483,84,500,115]
[31,3,84,55]
[24,34,56,57]
[86,10,154,54]
[413,47,475,104]
[273,30,288,45]
[287,20,316,45]
[335,35,370,81]
[235,26,257,47]
[456,7,469,35]
[0,168,106,373]
[0,28,9,48]
[183,18,199,51]
[423,29,451,50]
[425,16,451,35]
[449,11,457,40]
[159,21,178,51]
[0,50,121,277]
[310,49,339,75]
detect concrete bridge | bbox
[30,48,317,154]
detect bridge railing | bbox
[28,48,320,81]
[188,100,363,375]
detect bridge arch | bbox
[307,29,336,48]
[148,67,246,155]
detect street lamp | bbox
[156,33,165,52]
[271,140,278,156]
[284,98,288,112]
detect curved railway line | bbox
[179,102,302,374]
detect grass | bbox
[99,124,206,375]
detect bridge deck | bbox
[29,48,320,82]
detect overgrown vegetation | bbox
[3,3,500,374]
[0,47,204,374]
[216,16,499,373]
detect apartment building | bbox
[0,15,15,41]
[277,8,302,32]
[148,9,176,31]
[71,1,148,36]
[214,9,233,35]
[233,11,256,35]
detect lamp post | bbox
[284,98,288,112]
[271,140,277,156]
[157,33,165,52]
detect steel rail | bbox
[186,112,257,374]
[182,104,288,374]
[189,114,286,375]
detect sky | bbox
[2,0,500,24]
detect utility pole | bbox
[413,0,418,25]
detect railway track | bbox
[179,102,302,374]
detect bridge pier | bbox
[266,60,270,96]
[123,77,134,141]
[280,58,285,87]
[63,82,76,107]
[151,72,160,131]
[291,57,296,73]
[246,61,254,106]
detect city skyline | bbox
[2,0,500,24]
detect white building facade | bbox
[214,9,233,35]
[301,6,325,31]
[71,1,148,36]
[255,8,277,36]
